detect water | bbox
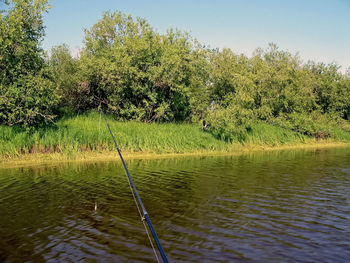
[1,147,350,262]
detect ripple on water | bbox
[1,147,350,262]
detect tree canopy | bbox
[0,4,349,141]
[0,0,58,127]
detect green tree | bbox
[0,0,58,127]
[203,43,348,139]
[251,44,317,119]
[76,11,206,122]
[48,44,81,112]
[306,62,347,117]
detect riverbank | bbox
[1,112,350,168]
[1,140,349,169]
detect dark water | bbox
[1,147,350,262]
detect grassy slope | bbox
[1,112,349,160]
[0,112,230,157]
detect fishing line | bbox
[100,109,168,263]
[125,167,160,263]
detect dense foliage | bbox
[1,2,349,142]
[0,0,58,127]
[75,11,208,122]
[206,45,350,141]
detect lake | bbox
[1,147,350,262]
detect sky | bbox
[41,0,350,72]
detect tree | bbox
[0,0,58,127]
[48,44,81,112]
[77,11,206,122]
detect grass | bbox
[244,122,308,146]
[0,111,349,163]
[0,112,231,157]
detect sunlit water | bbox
[1,147,350,262]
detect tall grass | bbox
[244,122,308,146]
[0,111,349,158]
[0,112,231,157]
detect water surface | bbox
[1,147,350,262]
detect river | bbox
[1,147,350,262]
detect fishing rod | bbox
[100,109,169,263]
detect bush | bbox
[273,112,333,136]
[74,11,207,122]
[0,0,58,127]
[206,102,254,142]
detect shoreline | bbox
[1,140,349,169]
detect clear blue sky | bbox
[42,0,350,72]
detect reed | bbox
[244,122,308,146]
[0,111,349,158]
